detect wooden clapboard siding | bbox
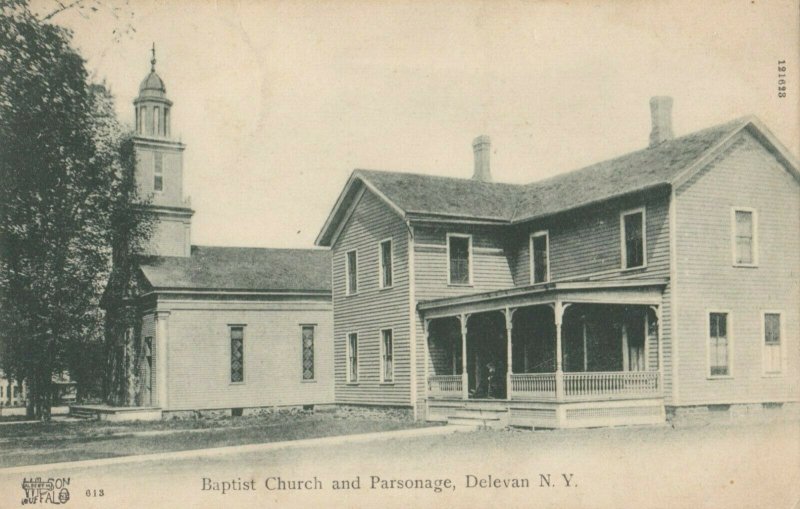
[332,189,411,406]
[509,192,671,284]
[159,297,333,411]
[674,132,800,405]
[413,224,514,302]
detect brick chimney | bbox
[649,96,674,147]
[472,135,491,182]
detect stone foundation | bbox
[666,402,800,427]
[334,404,414,421]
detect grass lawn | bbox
[0,411,434,468]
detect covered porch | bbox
[420,279,667,428]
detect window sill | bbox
[345,292,358,297]
[732,264,758,268]
[301,379,317,383]
[229,382,246,386]
[380,382,395,386]
[620,264,647,272]
[706,375,733,380]
[345,382,359,386]
[761,373,784,378]
[379,285,394,291]
[448,283,473,288]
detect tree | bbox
[0,1,150,418]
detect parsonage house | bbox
[97,53,334,419]
[315,97,800,428]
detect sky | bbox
[44,0,800,249]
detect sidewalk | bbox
[0,424,471,475]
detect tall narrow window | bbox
[763,313,782,374]
[530,231,549,283]
[302,325,315,380]
[153,106,160,136]
[448,234,471,285]
[230,326,244,383]
[346,250,358,295]
[154,152,163,191]
[347,333,358,383]
[380,239,393,288]
[709,313,729,377]
[733,209,756,265]
[381,329,394,382]
[164,108,170,137]
[621,209,645,269]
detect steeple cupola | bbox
[134,44,173,138]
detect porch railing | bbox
[563,371,660,399]
[427,375,463,399]
[510,373,556,399]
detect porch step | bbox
[447,415,505,429]
[446,406,509,429]
[68,407,98,420]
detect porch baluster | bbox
[459,313,469,400]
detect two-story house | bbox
[315,97,800,428]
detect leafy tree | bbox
[0,1,150,418]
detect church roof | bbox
[139,245,332,294]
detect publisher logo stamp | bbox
[21,477,70,505]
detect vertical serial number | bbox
[778,60,786,98]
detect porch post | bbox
[423,318,431,397]
[459,313,469,400]
[554,301,566,400]
[650,305,664,389]
[504,307,516,399]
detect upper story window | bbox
[153,152,164,192]
[381,329,393,382]
[447,234,472,285]
[380,239,393,288]
[153,106,160,136]
[301,325,315,381]
[763,312,782,374]
[163,108,170,137]
[708,312,730,377]
[346,250,358,295]
[230,326,245,383]
[530,231,549,284]
[347,332,358,383]
[621,208,646,269]
[732,208,757,266]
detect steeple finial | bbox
[150,43,156,72]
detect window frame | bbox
[380,328,394,383]
[446,233,473,286]
[229,324,246,385]
[346,332,359,384]
[731,207,758,267]
[620,207,647,270]
[301,324,316,382]
[529,230,550,284]
[345,249,358,295]
[761,311,784,376]
[153,105,160,136]
[706,311,733,379]
[153,152,164,193]
[379,238,394,289]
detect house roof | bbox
[139,245,331,293]
[316,116,799,246]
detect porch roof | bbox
[417,278,668,318]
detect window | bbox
[230,326,244,383]
[447,234,472,285]
[530,231,549,283]
[380,239,393,288]
[708,312,730,377]
[302,325,315,380]
[346,250,358,295]
[733,208,757,266]
[154,152,163,191]
[347,333,358,383]
[163,108,170,137]
[153,106,160,136]
[621,209,646,269]
[763,313,782,374]
[381,329,394,382]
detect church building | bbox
[125,51,334,417]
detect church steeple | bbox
[132,46,193,257]
[134,43,172,138]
